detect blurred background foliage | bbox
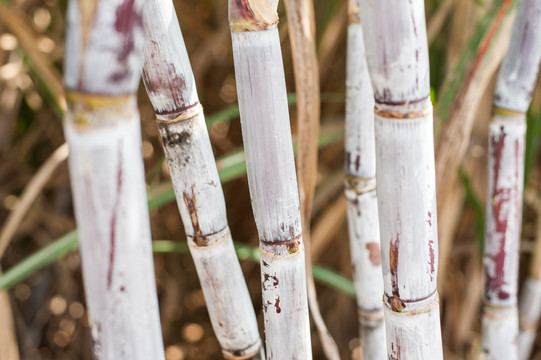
[0,0,541,359]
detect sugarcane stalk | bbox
[141,1,262,358]
[63,0,164,358]
[482,113,524,360]
[481,1,541,358]
[282,0,339,357]
[358,1,443,358]
[344,0,385,358]
[229,0,312,358]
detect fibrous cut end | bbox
[347,0,361,24]
[229,0,279,32]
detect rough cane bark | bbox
[282,0,339,357]
[63,0,165,358]
[344,0,385,358]
[358,0,443,358]
[229,0,312,358]
[435,5,516,296]
[141,1,262,358]
[482,1,541,359]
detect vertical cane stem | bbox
[63,0,165,358]
[345,0,385,358]
[481,1,541,359]
[141,1,263,358]
[358,0,443,358]
[229,0,312,357]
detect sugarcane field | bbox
[1,0,541,359]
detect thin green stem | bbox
[1,238,355,298]
[524,106,541,185]
[0,231,78,290]
[206,92,343,128]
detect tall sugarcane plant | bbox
[229,0,312,357]
[141,1,263,358]
[358,0,443,358]
[344,0,385,358]
[63,0,164,358]
[282,0,339,357]
[482,0,541,358]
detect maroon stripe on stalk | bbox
[109,0,143,84]
[389,234,400,297]
[485,127,511,301]
[107,148,123,289]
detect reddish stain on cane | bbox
[114,0,142,61]
[263,274,279,290]
[142,61,194,115]
[354,155,361,172]
[390,337,402,359]
[288,225,295,238]
[274,297,281,314]
[428,240,435,279]
[183,187,208,246]
[390,235,400,297]
[485,128,514,301]
[365,242,381,266]
[109,0,143,83]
